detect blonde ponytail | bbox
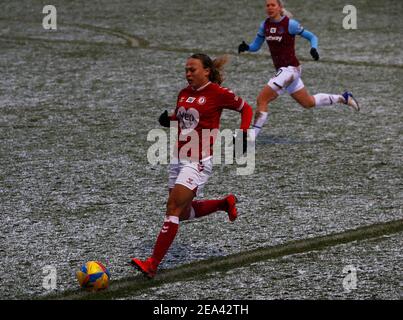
[277,0,293,18]
[281,8,293,18]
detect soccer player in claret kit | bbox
[130,53,253,278]
[238,0,360,140]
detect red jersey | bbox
[264,16,300,70]
[171,82,248,161]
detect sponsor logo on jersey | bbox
[177,107,200,134]
[266,35,282,42]
[186,97,196,103]
[179,97,185,103]
[197,96,206,105]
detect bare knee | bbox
[257,86,277,112]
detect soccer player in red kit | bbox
[130,54,253,278]
[238,0,360,140]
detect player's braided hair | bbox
[190,53,230,85]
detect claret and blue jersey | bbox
[247,15,318,70]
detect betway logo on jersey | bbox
[266,35,282,42]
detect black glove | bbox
[310,48,319,61]
[233,131,248,156]
[238,41,250,54]
[158,110,170,128]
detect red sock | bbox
[191,199,227,218]
[151,216,179,264]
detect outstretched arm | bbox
[247,34,265,52]
[239,21,266,53]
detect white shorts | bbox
[268,66,304,95]
[168,157,213,197]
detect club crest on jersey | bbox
[296,24,304,33]
[186,97,196,103]
[197,96,206,105]
[270,27,277,33]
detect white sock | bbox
[188,207,196,220]
[252,111,268,139]
[313,94,344,107]
[165,215,179,224]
